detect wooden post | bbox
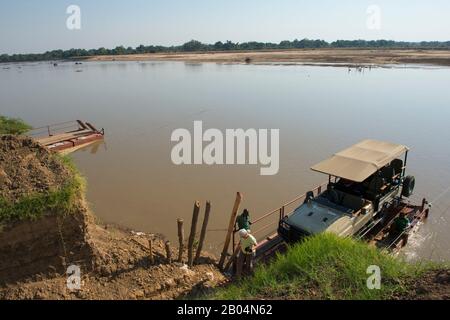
[165,240,172,264]
[187,201,200,267]
[218,192,243,270]
[224,243,240,272]
[148,238,154,265]
[195,201,211,264]
[177,218,184,263]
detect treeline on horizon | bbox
[2,39,450,63]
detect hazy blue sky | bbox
[1,0,449,54]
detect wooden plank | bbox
[218,192,243,270]
[148,238,154,265]
[223,244,240,272]
[59,138,103,155]
[195,201,211,264]
[36,129,92,145]
[187,201,200,267]
[76,120,88,130]
[177,218,184,263]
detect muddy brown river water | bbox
[1,61,449,260]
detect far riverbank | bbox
[82,48,450,67]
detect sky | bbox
[1,0,450,54]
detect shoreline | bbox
[80,48,450,67]
[0,134,225,299]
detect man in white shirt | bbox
[236,229,257,278]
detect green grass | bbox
[212,233,431,300]
[0,155,85,224]
[0,116,32,135]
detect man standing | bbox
[236,229,257,279]
[392,211,411,246]
[393,211,410,234]
[236,209,252,231]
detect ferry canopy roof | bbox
[311,139,409,182]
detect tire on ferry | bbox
[402,175,415,197]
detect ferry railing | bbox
[27,120,85,138]
[231,181,329,253]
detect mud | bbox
[0,210,227,300]
[401,269,450,300]
[0,135,70,202]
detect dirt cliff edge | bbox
[0,135,226,299]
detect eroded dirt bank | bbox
[0,211,226,300]
[0,135,71,203]
[0,208,92,285]
[83,49,450,66]
[0,135,226,300]
[401,269,450,300]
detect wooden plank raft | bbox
[30,120,104,154]
[365,199,430,252]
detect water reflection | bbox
[76,141,106,155]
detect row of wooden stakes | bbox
[147,200,211,267]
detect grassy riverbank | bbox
[0,116,31,135]
[212,233,443,300]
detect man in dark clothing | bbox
[391,211,411,246]
[393,211,410,233]
[237,209,252,231]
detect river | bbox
[1,60,449,261]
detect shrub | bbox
[0,116,31,135]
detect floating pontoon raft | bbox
[29,120,104,154]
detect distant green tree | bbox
[1,39,450,63]
[214,41,224,50]
[96,47,108,55]
[222,40,236,51]
[182,40,205,52]
[112,46,126,55]
[279,40,293,49]
[136,45,146,53]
